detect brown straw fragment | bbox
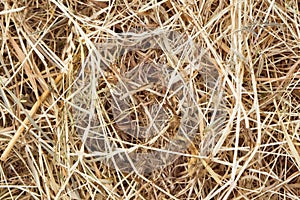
[0,74,63,161]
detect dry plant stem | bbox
[0,74,64,161]
[189,143,222,184]
[259,59,300,109]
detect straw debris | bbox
[0,0,299,199]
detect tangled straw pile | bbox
[0,0,300,199]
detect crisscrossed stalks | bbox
[0,0,299,199]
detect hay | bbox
[0,0,299,199]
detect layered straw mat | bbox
[0,1,300,199]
